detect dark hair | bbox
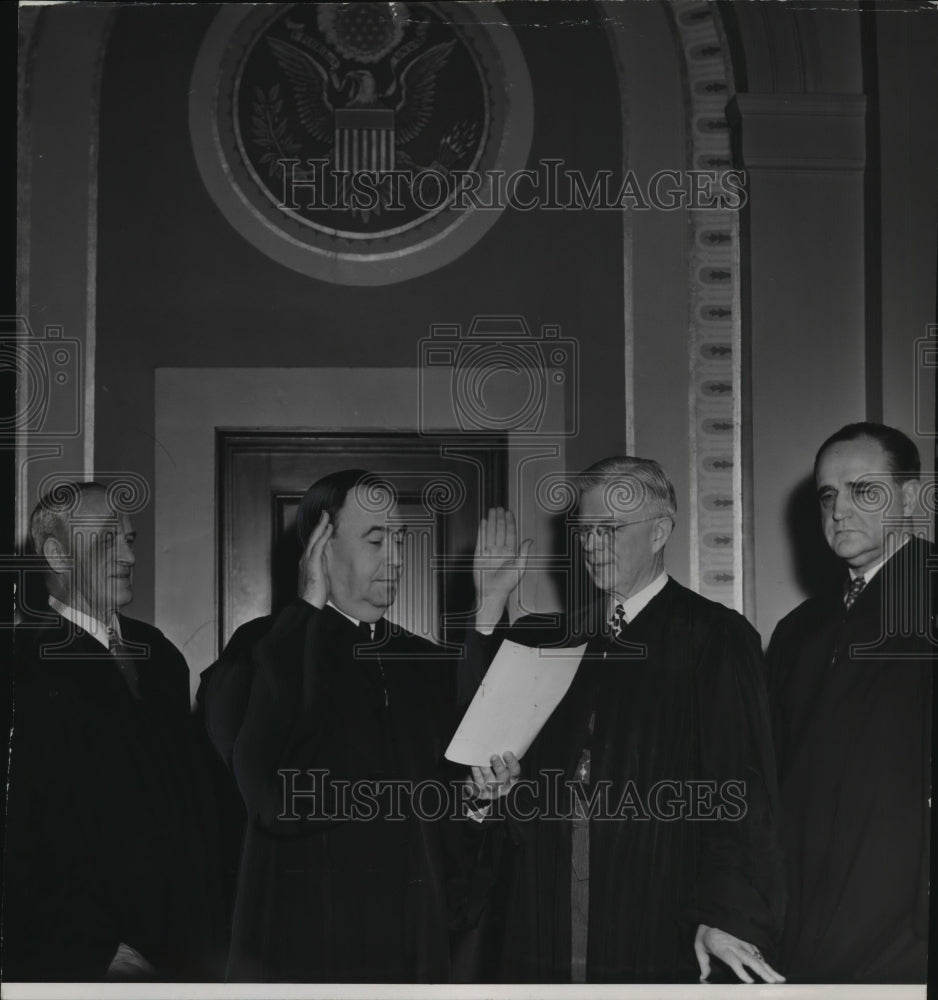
[295,469,396,547]
[814,422,921,484]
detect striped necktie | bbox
[107,625,142,699]
[844,575,866,612]
[610,602,627,638]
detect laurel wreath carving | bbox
[250,85,303,179]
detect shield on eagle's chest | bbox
[334,108,396,173]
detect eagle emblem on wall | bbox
[243,3,483,223]
[262,19,471,179]
[190,2,533,283]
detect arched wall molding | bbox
[720,4,868,637]
[666,0,746,614]
[603,1,747,614]
[602,0,868,634]
[720,2,862,96]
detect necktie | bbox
[107,626,142,699]
[844,575,866,612]
[610,602,627,638]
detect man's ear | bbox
[900,478,919,518]
[42,536,69,575]
[650,516,674,554]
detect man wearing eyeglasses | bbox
[767,423,933,983]
[471,455,786,983]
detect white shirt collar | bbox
[326,599,359,627]
[608,571,669,626]
[327,599,376,636]
[848,535,911,584]
[48,596,120,651]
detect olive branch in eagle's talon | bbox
[250,84,303,180]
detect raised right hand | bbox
[297,511,333,609]
[473,507,532,629]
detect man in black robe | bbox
[3,482,227,981]
[768,422,933,982]
[469,456,786,983]
[201,469,487,982]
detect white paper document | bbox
[445,639,588,766]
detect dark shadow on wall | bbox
[784,475,843,600]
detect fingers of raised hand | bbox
[482,508,498,551]
[494,508,506,549]
[482,508,522,554]
[478,511,498,555]
[305,511,332,555]
[503,509,517,549]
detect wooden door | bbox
[217,431,506,650]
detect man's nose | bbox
[832,491,853,520]
[119,537,136,565]
[581,528,599,552]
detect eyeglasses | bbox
[570,516,664,544]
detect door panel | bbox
[218,431,506,649]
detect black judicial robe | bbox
[485,578,785,983]
[768,539,933,983]
[3,615,227,981]
[202,600,471,982]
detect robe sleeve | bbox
[764,607,802,780]
[685,612,787,957]
[445,613,544,979]
[213,599,355,831]
[457,612,512,705]
[200,616,274,770]
[4,685,121,980]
